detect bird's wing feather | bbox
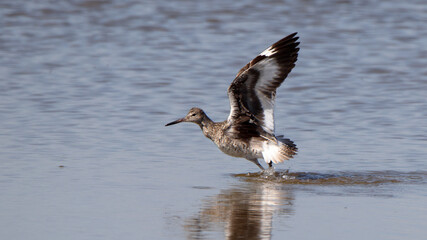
[227,33,300,135]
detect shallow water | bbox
[235,170,427,185]
[186,171,427,240]
[1,0,426,239]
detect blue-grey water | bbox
[1,0,426,239]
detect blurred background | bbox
[0,0,426,239]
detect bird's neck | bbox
[199,114,215,140]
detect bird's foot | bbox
[262,166,275,175]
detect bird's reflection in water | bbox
[185,181,294,240]
[183,170,427,239]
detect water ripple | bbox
[234,170,427,185]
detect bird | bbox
[165,32,299,170]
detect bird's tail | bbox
[262,135,297,164]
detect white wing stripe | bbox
[260,46,276,57]
[253,58,280,134]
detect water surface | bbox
[0,0,426,239]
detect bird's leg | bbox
[247,158,265,170]
[268,162,273,168]
[255,162,265,171]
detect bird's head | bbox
[165,107,206,126]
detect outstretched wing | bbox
[227,33,299,135]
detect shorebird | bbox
[166,33,299,170]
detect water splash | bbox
[233,170,427,185]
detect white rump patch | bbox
[262,141,284,164]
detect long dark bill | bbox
[165,118,185,126]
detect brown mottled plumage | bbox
[166,33,299,170]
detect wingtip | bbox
[285,32,298,40]
[289,33,300,44]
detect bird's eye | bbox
[191,113,196,116]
